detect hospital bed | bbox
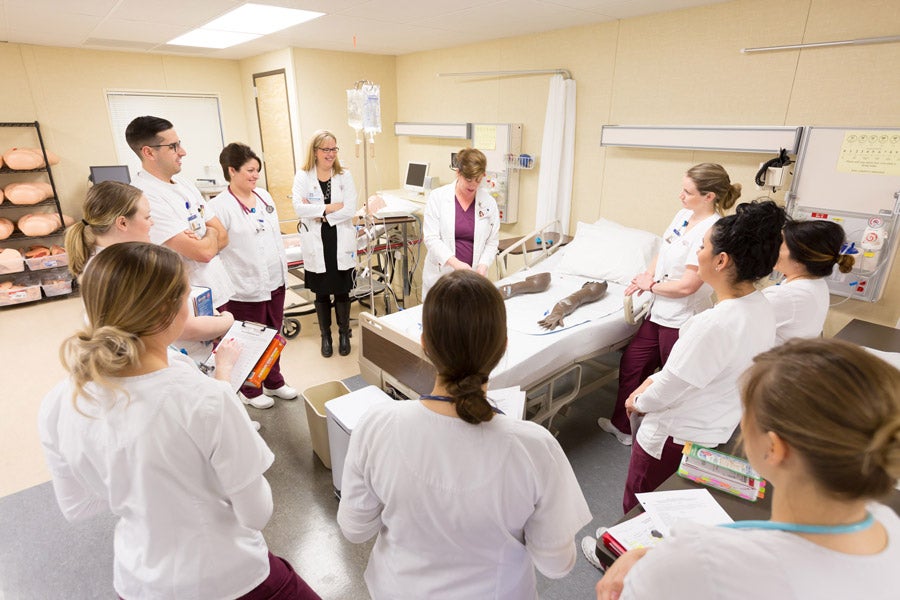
[358,218,662,430]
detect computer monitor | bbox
[404,161,429,193]
[90,165,131,184]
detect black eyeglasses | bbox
[317,147,339,153]
[147,141,182,152]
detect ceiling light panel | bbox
[168,29,260,49]
[205,3,324,35]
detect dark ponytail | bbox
[422,270,508,424]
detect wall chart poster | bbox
[837,130,900,176]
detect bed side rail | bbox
[495,219,564,278]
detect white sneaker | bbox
[263,384,298,400]
[597,417,633,446]
[239,391,275,409]
[581,536,604,571]
[251,420,261,431]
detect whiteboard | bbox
[106,91,225,186]
[789,126,900,214]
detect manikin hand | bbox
[538,280,608,330]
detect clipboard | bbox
[200,321,278,392]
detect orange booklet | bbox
[245,334,287,388]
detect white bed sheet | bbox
[377,248,638,390]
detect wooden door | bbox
[253,70,297,234]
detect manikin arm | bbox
[498,272,552,299]
[538,281,608,330]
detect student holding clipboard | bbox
[596,338,900,600]
[39,243,320,600]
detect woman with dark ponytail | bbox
[338,269,591,599]
[582,200,786,567]
[763,219,855,343]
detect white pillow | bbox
[558,219,661,285]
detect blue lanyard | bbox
[721,512,874,535]
[420,394,505,415]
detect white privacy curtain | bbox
[535,74,576,234]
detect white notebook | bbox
[201,321,277,392]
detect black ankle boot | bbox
[335,300,352,356]
[315,300,333,358]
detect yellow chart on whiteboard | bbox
[473,125,497,151]
[836,130,900,176]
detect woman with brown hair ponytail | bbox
[338,270,591,599]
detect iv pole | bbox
[349,79,379,312]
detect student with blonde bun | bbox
[763,219,855,343]
[596,338,900,600]
[65,180,234,343]
[338,270,591,600]
[600,163,740,447]
[39,243,319,600]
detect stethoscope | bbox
[229,186,274,214]
[419,394,505,415]
[720,511,874,535]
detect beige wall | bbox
[290,48,398,202]
[0,43,249,218]
[393,0,900,328]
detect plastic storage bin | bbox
[40,271,73,297]
[25,251,68,271]
[0,274,41,306]
[302,380,351,469]
[325,385,393,495]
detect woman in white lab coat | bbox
[421,147,500,297]
[762,219,854,344]
[292,130,358,357]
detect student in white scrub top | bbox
[208,143,296,410]
[762,219,855,344]
[610,200,785,517]
[600,164,741,446]
[64,180,234,343]
[38,243,320,600]
[125,115,236,309]
[338,270,592,600]
[596,338,900,600]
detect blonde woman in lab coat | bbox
[422,148,500,297]
[292,130,358,358]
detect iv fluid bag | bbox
[347,89,363,131]
[361,83,381,134]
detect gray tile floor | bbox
[0,373,631,599]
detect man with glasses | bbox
[126,115,235,309]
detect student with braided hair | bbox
[338,269,591,600]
